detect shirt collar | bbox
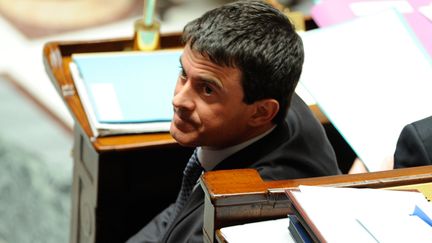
[197,125,276,171]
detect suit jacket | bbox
[394,116,432,168]
[127,93,341,243]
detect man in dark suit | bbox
[394,116,432,168]
[127,1,341,242]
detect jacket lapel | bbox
[163,186,205,240]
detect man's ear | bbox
[248,99,279,127]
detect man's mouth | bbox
[172,111,197,131]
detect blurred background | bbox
[0,1,313,242]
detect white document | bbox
[419,3,432,22]
[89,83,124,121]
[219,218,295,243]
[357,213,432,243]
[291,185,432,243]
[299,10,432,171]
[349,0,414,16]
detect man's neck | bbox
[198,125,276,171]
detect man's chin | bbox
[173,137,199,147]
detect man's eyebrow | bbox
[178,55,223,89]
[201,76,223,89]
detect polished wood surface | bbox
[200,166,432,243]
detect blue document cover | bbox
[288,215,313,243]
[70,49,182,136]
[72,49,182,123]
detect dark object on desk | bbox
[286,190,322,243]
[394,116,432,168]
[288,215,312,243]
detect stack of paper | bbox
[298,10,432,171]
[69,49,182,137]
[286,185,432,243]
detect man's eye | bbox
[203,85,213,96]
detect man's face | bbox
[170,45,257,149]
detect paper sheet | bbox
[299,10,432,171]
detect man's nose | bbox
[172,81,195,111]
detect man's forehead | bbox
[182,44,241,73]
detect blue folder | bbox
[72,49,182,124]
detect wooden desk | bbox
[200,166,432,243]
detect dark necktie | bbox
[172,149,204,219]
